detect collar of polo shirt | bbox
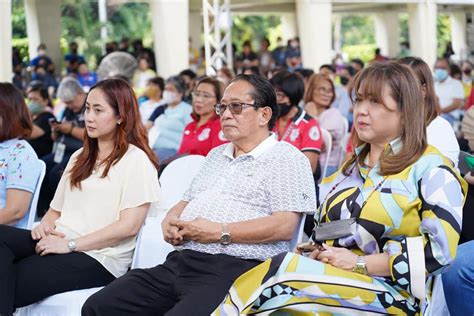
[222,133,277,160]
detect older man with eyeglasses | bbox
[82,74,316,316]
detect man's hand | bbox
[170,217,221,244]
[51,121,73,135]
[161,214,184,246]
[315,244,358,271]
[31,222,65,241]
[35,235,70,256]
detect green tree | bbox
[340,15,375,46]
[12,0,27,39]
[232,15,281,53]
[437,14,452,57]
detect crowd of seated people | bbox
[3,36,474,315]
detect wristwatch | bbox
[219,223,232,245]
[352,256,368,275]
[67,239,77,252]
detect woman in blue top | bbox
[0,83,41,228]
[149,76,192,162]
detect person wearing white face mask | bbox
[148,76,192,162]
[434,57,465,128]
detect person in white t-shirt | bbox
[0,78,160,314]
[434,57,465,127]
[399,57,460,167]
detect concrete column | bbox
[25,0,62,72]
[281,12,298,42]
[333,14,342,53]
[450,13,468,60]
[0,0,12,82]
[189,12,203,51]
[150,0,189,78]
[24,0,40,60]
[374,11,400,58]
[296,0,332,71]
[407,2,437,68]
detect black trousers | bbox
[0,225,115,315]
[82,249,262,316]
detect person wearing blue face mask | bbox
[26,84,55,158]
[434,57,465,128]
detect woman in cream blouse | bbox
[0,78,160,315]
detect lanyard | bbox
[316,165,387,226]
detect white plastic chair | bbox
[320,128,332,180]
[14,287,104,316]
[422,275,450,316]
[289,214,307,250]
[131,212,174,269]
[159,155,206,210]
[25,160,46,229]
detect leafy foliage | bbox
[232,15,281,52]
[340,15,375,46]
[12,0,26,38]
[437,14,452,57]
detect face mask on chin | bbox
[278,103,293,118]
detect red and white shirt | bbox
[274,108,323,153]
[177,115,228,156]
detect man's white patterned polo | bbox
[180,135,316,261]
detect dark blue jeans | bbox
[442,241,474,315]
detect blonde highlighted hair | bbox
[343,61,427,176]
[304,74,336,105]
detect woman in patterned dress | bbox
[213,61,467,315]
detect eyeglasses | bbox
[316,87,334,95]
[214,102,259,115]
[275,92,287,101]
[192,91,216,99]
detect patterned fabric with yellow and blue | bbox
[213,141,467,315]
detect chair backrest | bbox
[26,160,46,229]
[289,214,307,251]
[159,155,206,210]
[459,151,474,175]
[131,213,174,269]
[337,117,350,167]
[320,128,332,180]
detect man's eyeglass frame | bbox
[214,102,261,115]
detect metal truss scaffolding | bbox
[202,0,233,76]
